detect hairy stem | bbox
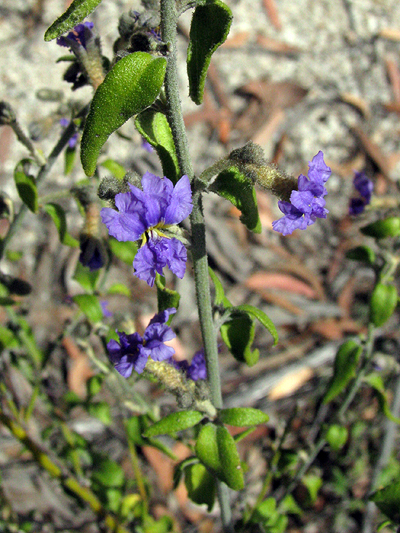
[160,0,232,529]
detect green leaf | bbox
[209,167,261,233]
[209,267,230,307]
[323,340,362,404]
[86,375,103,396]
[135,109,180,184]
[125,416,147,446]
[73,294,103,323]
[64,146,77,175]
[100,159,126,180]
[44,0,103,41]
[195,423,244,490]
[184,463,216,511]
[107,283,131,297]
[361,217,400,239]
[219,407,269,427]
[81,52,167,176]
[0,326,19,350]
[370,283,398,327]
[370,479,400,523]
[14,160,38,213]
[232,304,278,345]
[364,373,400,425]
[44,203,79,247]
[326,424,348,451]
[87,401,111,425]
[143,411,204,438]
[187,0,233,105]
[91,456,125,488]
[221,312,259,366]
[73,261,100,294]
[346,245,376,264]
[109,238,138,264]
[302,474,322,504]
[155,275,180,317]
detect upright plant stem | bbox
[160,0,232,529]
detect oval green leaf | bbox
[209,167,262,233]
[346,245,376,265]
[361,217,400,239]
[135,109,180,184]
[143,411,204,438]
[325,424,348,451]
[221,312,260,366]
[44,203,79,247]
[155,274,180,318]
[14,160,38,213]
[44,0,103,41]
[187,0,233,105]
[234,304,278,345]
[323,340,362,404]
[370,480,400,524]
[219,407,269,427]
[73,294,103,323]
[81,52,167,176]
[184,463,216,511]
[195,423,244,490]
[370,283,398,327]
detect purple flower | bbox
[272,151,331,236]
[57,22,94,52]
[349,171,373,216]
[101,301,112,318]
[141,137,154,153]
[60,119,78,148]
[107,308,176,377]
[79,235,106,271]
[169,349,207,381]
[101,172,193,287]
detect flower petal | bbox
[133,240,168,286]
[166,238,187,279]
[163,175,193,224]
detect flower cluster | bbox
[349,171,373,215]
[272,151,331,236]
[101,172,193,286]
[169,349,207,381]
[107,308,176,377]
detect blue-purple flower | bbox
[60,118,78,149]
[57,22,94,52]
[107,308,176,377]
[349,171,373,215]
[101,172,193,287]
[272,151,331,236]
[169,349,207,381]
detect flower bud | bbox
[0,102,16,125]
[98,176,130,202]
[228,141,297,201]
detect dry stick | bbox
[0,407,130,533]
[361,373,400,533]
[160,1,232,530]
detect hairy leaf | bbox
[219,407,269,427]
[45,0,103,41]
[187,0,232,105]
[209,167,261,233]
[323,340,362,404]
[81,52,167,176]
[143,411,204,438]
[135,109,180,184]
